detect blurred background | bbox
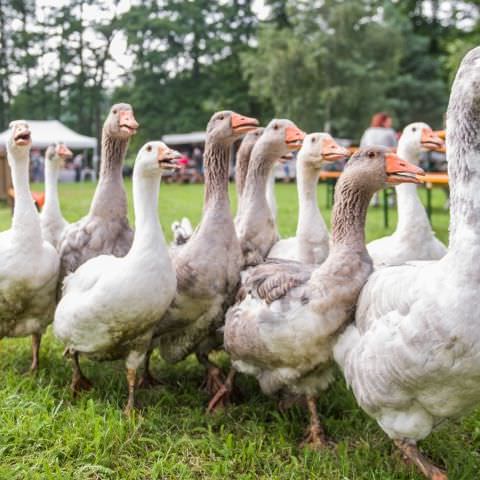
[0,0,478,154]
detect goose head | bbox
[104,103,139,139]
[136,141,181,176]
[300,133,349,169]
[206,110,259,145]
[46,142,73,167]
[399,122,445,163]
[258,119,305,159]
[346,147,425,191]
[238,127,265,155]
[7,120,32,159]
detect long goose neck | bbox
[395,142,430,236]
[266,167,277,220]
[296,156,325,238]
[203,140,231,210]
[331,171,371,251]
[89,131,129,217]
[8,148,42,244]
[242,141,276,212]
[235,144,250,201]
[129,169,165,256]
[43,158,62,219]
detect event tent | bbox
[0,120,97,150]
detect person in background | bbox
[192,146,203,183]
[360,112,398,206]
[360,112,397,149]
[31,148,44,182]
[73,152,83,182]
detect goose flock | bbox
[1,46,480,479]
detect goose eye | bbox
[219,115,224,121]
[368,151,375,159]
[273,124,279,130]
[113,109,118,114]
[311,137,316,143]
[412,127,417,132]
[146,145,152,152]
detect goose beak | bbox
[119,110,139,135]
[158,148,181,170]
[285,126,305,150]
[385,152,425,184]
[322,138,350,161]
[421,128,445,152]
[57,144,73,159]
[231,113,259,134]
[13,124,32,146]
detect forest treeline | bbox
[0,0,478,150]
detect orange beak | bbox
[14,126,31,146]
[57,144,73,159]
[231,112,259,134]
[434,129,446,140]
[385,152,425,184]
[421,128,445,152]
[322,138,350,161]
[285,125,305,150]
[119,110,139,134]
[158,147,181,170]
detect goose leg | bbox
[70,351,93,395]
[137,350,162,389]
[124,367,137,415]
[29,333,41,373]
[196,352,224,396]
[394,439,447,480]
[300,396,333,449]
[206,368,236,413]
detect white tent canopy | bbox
[162,131,206,145]
[0,120,97,150]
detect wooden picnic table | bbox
[318,170,449,227]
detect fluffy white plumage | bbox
[0,122,59,342]
[334,48,480,476]
[367,122,447,267]
[54,141,178,370]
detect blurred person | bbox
[31,148,44,182]
[360,112,398,206]
[192,146,203,182]
[73,152,83,182]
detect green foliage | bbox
[0,0,479,144]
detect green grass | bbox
[2,181,478,480]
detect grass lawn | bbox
[1,180,478,480]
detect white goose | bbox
[40,142,73,249]
[0,121,59,371]
[367,123,446,266]
[54,141,180,412]
[268,133,349,264]
[334,47,480,480]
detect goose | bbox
[58,103,138,283]
[224,147,424,448]
[268,133,349,264]
[170,127,267,248]
[333,47,480,480]
[235,119,305,266]
[367,122,446,266]
[40,142,73,249]
[0,121,59,371]
[140,111,260,396]
[54,142,181,412]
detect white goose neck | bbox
[8,147,42,245]
[43,159,62,219]
[129,168,166,257]
[295,157,329,261]
[394,141,431,237]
